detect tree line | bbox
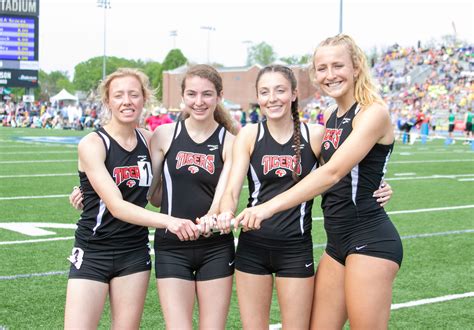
[11,42,311,103]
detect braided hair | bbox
[256,65,301,181]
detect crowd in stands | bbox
[302,41,473,142]
[0,101,100,130]
[1,41,472,140]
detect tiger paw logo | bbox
[275,169,287,177]
[188,165,199,174]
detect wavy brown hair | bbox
[256,64,301,181]
[180,64,238,135]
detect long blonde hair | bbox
[98,68,156,125]
[310,34,383,107]
[180,64,238,135]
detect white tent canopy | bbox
[50,89,78,103]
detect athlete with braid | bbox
[218,64,392,329]
[234,35,403,329]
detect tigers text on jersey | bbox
[74,127,152,250]
[240,120,318,248]
[320,102,394,223]
[155,120,232,248]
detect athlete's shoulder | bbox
[241,122,260,133]
[137,127,152,139]
[360,102,390,122]
[307,123,325,139]
[155,122,177,135]
[150,122,177,153]
[78,130,103,149]
[237,123,259,140]
[323,104,337,124]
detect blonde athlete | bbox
[64,68,199,329]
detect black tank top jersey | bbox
[155,120,232,248]
[239,121,318,248]
[320,102,394,222]
[75,127,152,250]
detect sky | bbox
[38,0,473,78]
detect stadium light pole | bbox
[201,26,215,64]
[97,0,111,80]
[170,30,178,49]
[242,40,252,66]
[339,0,343,33]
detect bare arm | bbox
[218,124,257,230]
[78,131,199,240]
[310,115,393,206]
[147,123,175,207]
[207,132,235,215]
[235,103,394,228]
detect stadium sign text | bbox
[0,0,38,16]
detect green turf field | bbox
[0,126,473,329]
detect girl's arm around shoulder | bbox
[147,123,176,206]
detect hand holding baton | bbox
[196,217,238,236]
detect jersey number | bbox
[137,161,152,187]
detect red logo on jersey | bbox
[113,166,140,186]
[261,155,302,176]
[275,169,287,177]
[126,180,136,188]
[188,165,199,174]
[323,128,342,149]
[176,151,215,174]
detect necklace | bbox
[334,102,357,129]
[334,109,349,129]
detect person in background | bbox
[448,109,456,143]
[158,107,173,125]
[145,107,163,131]
[249,106,260,123]
[233,34,402,330]
[64,68,199,329]
[463,108,473,144]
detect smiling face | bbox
[256,71,296,121]
[313,44,359,102]
[107,75,144,124]
[182,76,221,121]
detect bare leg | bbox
[345,254,399,330]
[276,275,314,329]
[310,252,347,330]
[157,278,196,330]
[235,270,273,330]
[109,271,150,329]
[196,275,233,330]
[64,279,108,329]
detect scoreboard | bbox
[0,0,39,88]
[0,15,38,62]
